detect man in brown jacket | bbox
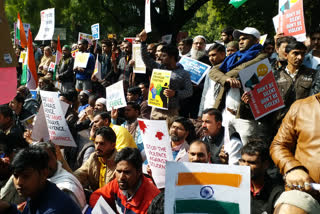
[74,126,117,192]
[270,93,320,205]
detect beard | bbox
[170,134,182,142]
[190,48,206,60]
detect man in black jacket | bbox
[56,45,75,92]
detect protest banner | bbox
[145,0,151,33]
[239,58,285,120]
[148,69,171,110]
[92,196,116,214]
[179,56,211,85]
[73,52,90,68]
[14,22,30,47]
[259,34,268,45]
[78,32,93,45]
[278,0,306,41]
[106,80,127,111]
[0,2,18,105]
[138,119,173,188]
[35,8,55,41]
[40,91,76,147]
[132,44,146,74]
[91,23,100,40]
[165,162,250,214]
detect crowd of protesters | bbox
[1,24,320,214]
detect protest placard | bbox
[148,69,171,110]
[132,44,146,74]
[19,51,27,63]
[71,49,78,59]
[145,0,151,33]
[179,56,211,85]
[91,23,100,40]
[74,52,90,68]
[14,22,30,46]
[278,0,306,41]
[273,14,280,33]
[92,196,116,214]
[239,58,284,120]
[106,80,127,111]
[165,162,250,214]
[40,91,76,147]
[78,32,93,45]
[259,34,268,45]
[92,54,102,80]
[35,8,55,41]
[48,62,55,73]
[138,119,173,188]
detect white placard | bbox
[145,0,152,33]
[74,52,90,69]
[133,44,146,74]
[35,8,55,41]
[40,91,76,147]
[106,80,127,111]
[138,119,173,188]
[92,196,116,214]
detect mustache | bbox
[202,127,208,131]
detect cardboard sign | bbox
[132,44,146,74]
[145,0,152,33]
[165,162,250,214]
[35,8,55,41]
[106,80,127,111]
[179,56,211,85]
[148,69,171,110]
[78,32,93,45]
[138,119,173,188]
[74,52,90,68]
[91,23,100,40]
[239,58,285,120]
[40,91,76,147]
[278,0,306,41]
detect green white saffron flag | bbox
[229,0,248,8]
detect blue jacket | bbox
[75,52,95,80]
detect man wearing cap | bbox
[56,45,75,92]
[74,39,95,92]
[209,27,269,144]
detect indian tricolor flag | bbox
[53,35,62,81]
[16,13,27,48]
[165,162,250,214]
[21,29,38,89]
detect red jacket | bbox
[90,176,160,214]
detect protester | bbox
[38,46,55,75]
[226,41,239,56]
[89,147,160,213]
[220,27,234,45]
[56,45,75,92]
[0,147,82,214]
[239,139,283,214]
[50,40,57,55]
[188,140,211,163]
[178,37,193,56]
[9,94,33,124]
[139,30,193,120]
[201,108,242,164]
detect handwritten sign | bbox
[132,44,146,74]
[138,119,173,188]
[179,56,211,85]
[148,69,171,110]
[35,8,55,41]
[145,0,152,33]
[40,91,76,147]
[74,52,90,68]
[165,162,250,214]
[239,58,284,120]
[106,80,127,111]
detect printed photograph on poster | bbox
[164,162,250,214]
[179,56,211,85]
[239,59,285,120]
[148,69,171,110]
[132,44,146,74]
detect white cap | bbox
[233,27,261,40]
[193,35,207,43]
[95,98,106,106]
